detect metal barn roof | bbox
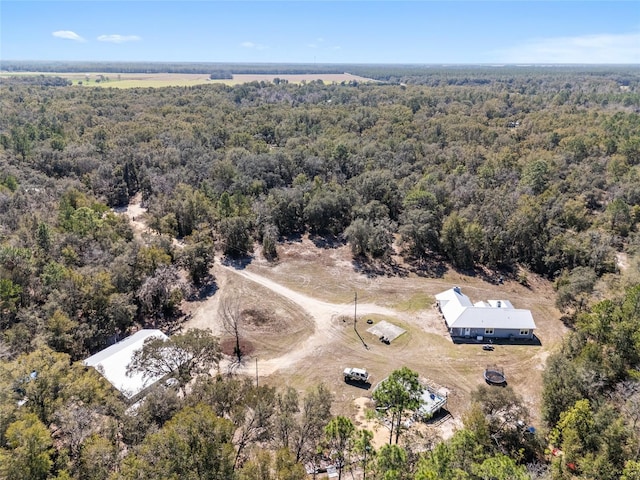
[84,329,168,399]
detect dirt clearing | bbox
[183,236,566,431]
[120,200,566,436]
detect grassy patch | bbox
[392,292,434,312]
[2,72,374,89]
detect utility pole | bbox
[354,291,357,333]
[354,291,368,349]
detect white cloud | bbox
[97,34,141,44]
[491,31,640,64]
[240,41,268,50]
[52,30,85,42]
[307,38,330,49]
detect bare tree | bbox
[54,402,97,461]
[231,385,276,470]
[219,295,245,367]
[137,265,185,328]
[291,383,333,464]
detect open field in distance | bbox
[0,71,375,87]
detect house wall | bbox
[450,327,534,340]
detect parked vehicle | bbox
[343,367,370,383]
[482,344,494,351]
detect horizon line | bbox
[2,60,640,67]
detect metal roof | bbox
[436,288,536,331]
[84,329,168,399]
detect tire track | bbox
[219,264,406,376]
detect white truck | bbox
[343,367,370,384]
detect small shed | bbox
[84,329,168,400]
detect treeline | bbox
[0,67,640,478]
[1,60,345,76]
[0,70,639,358]
[0,343,545,479]
[541,284,640,479]
[349,65,640,86]
[1,75,71,87]
[4,60,639,86]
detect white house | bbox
[83,329,168,400]
[435,287,536,340]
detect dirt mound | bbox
[243,308,274,327]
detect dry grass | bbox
[1,72,375,88]
[186,236,567,430]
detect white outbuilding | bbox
[83,329,168,400]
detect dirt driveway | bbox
[121,200,566,439]
[185,239,565,431]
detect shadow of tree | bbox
[221,255,254,270]
[310,233,345,249]
[351,255,410,278]
[185,277,218,301]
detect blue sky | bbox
[2,1,639,64]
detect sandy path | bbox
[118,194,183,248]
[117,198,409,377]
[218,265,406,376]
[115,193,148,237]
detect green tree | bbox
[135,245,172,277]
[274,448,307,480]
[127,328,222,394]
[440,213,474,270]
[550,399,595,467]
[414,430,479,480]
[303,185,353,235]
[555,266,597,313]
[622,460,640,480]
[237,449,273,480]
[324,416,355,480]
[117,404,235,480]
[398,208,441,258]
[0,413,53,480]
[353,429,375,480]
[606,198,632,236]
[520,159,549,195]
[344,217,394,259]
[375,444,408,480]
[0,347,118,428]
[76,434,117,480]
[372,367,423,444]
[219,216,253,257]
[0,278,22,326]
[471,454,529,480]
[180,230,215,286]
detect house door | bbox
[464,328,470,337]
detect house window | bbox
[485,328,494,335]
[520,329,529,336]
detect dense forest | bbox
[1,66,640,479]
